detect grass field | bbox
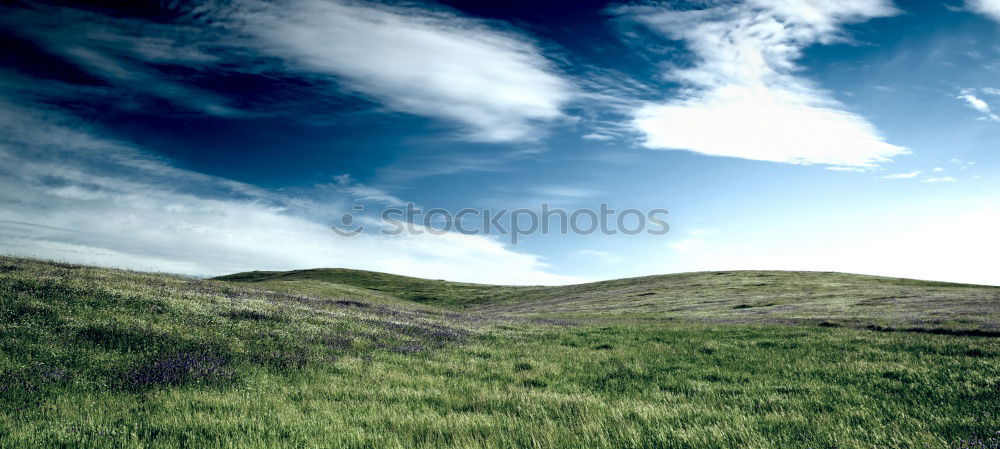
[2,256,998,448]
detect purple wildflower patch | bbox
[125,352,231,389]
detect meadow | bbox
[1,256,998,448]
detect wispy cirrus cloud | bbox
[330,174,403,205]
[527,186,602,199]
[881,171,922,179]
[827,166,868,172]
[957,90,1000,121]
[618,0,908,167]
[582,133,615,141]
[0,4,253,118]
[231,0,575,142]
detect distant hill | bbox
[217,267,1000,334]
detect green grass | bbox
[2,256,998,448]
[221,267,1000,333]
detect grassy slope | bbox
[219,268,1000,333]
[1,256,998,448]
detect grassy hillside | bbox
[2,256,999,448]
[219,267,1000,334]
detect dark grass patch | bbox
[124,351,232,390]
[0,363,74,411]
[390,344,423,354]
[222,309,283,322]
[73,324,177,353]
[331,299,369,308]
[865,324,1000,338]
[733,303,776,309]
[703,374,724,382]
[465,350,493,359]
[322,335,354,351]
[593,344,613,350]
[1,301,60,324]
[44,261,85,270]
[589,365,657,394]
[880,370,909,382]
[2,278,81,303]
[965,349,990,358]
[0,371,44,410]
[856,295,918,306]
[513,362,533,371]
[521,379,547,388]
[634,292,656,297]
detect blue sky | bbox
[1,0,999,285]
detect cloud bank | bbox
[622,0,908,167]
[967,0,1000,22]
[0,100,579,285]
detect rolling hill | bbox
[217,267,1000,334]
[2,255,998,448]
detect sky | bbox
[1,0,999,285]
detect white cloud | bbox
[959,92,992,113]
[235,0,574,142]
[0,101,581,285]
[582,133,614,141]
[826,166,868,172]
[528,186,602,199]
[622,1,907,167]
[923,176,958,183]
[332,174,403,205]
[967,0,1000,22]
[881,170,921,179]
[932,167,945,172]
[957,91,1000,121]
[950,159,977,170]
